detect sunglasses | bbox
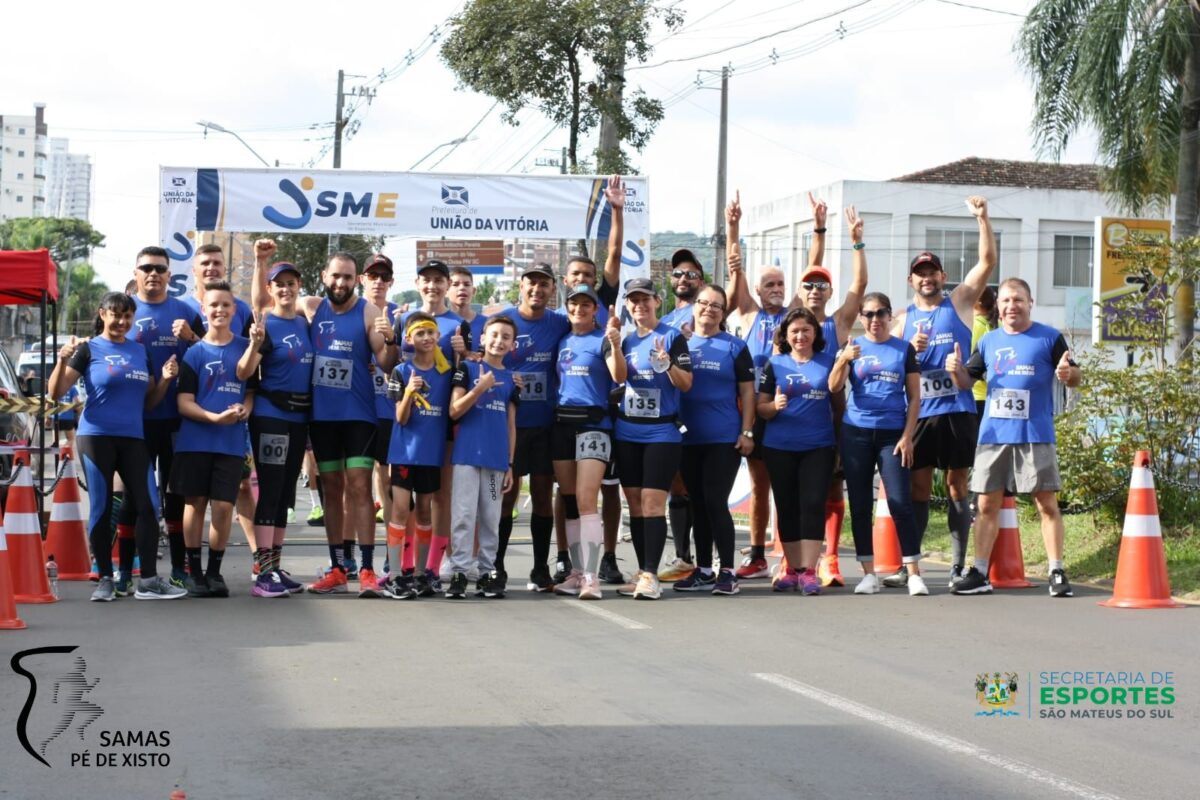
[861,309,891,320]
[672,269,702,280]
[802,281,830,291]
[136,264,170,274]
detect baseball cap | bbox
[267,262,301,282]
[417,258,449,279]
[800,266,832,284]
[364,254,394,277]
[623,277,657,298]
[909,252,944,273]
[671,248,703,270]
[521,263,556,281]
[565,284,600,305]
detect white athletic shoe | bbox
[854,573,881,595]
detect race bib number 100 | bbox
[257,433,289,466]
[313,355,352,390]
[920,368,957,400]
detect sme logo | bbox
[263,177,402,230]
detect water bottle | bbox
[45,554,59,599]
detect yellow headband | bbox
[405,319,451,374]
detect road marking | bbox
[564,601,650,630]
[751,673,1122,800]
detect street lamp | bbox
[409,136,476,170]
[197,120,274,167]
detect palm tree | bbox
[1018,1,1200,354]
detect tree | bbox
[475,277,497,305]
[441,0,683,174]
[393,289,421,306]
[0,217,105,263]
[1019,1,1200,356]
[60,264,110,335]
[244,232,385,297]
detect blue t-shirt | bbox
[450,361,520,472]
[615,323,692,444]
[758,352,836,451]
[311,297,375,424]
[183,294,253,338]
[843,336,919,430]
[131,295,202,421]
[252,313,314,423]
[738,307,786,390]
[681,332,754,445]
[55,384,81,423]
[373,302,401,420]
[821,317,841,357]
[176,336,250,457]
[556,329,615,430]
[386,361,454,467]
[67,338,153,439]
[498,305,570,429]
[901,296,975,418]
[397,307,462,366]
[967,322,1068,445]
[660,304,694,331]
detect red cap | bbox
[909,251,943,273]
[800,266,832,284]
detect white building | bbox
[741,157,1132,342]
[45,137,92,221]
[0,103,48,221]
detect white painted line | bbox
[751,673,1122,800]
[565,600,650,630]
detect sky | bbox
[1,0,1098,292]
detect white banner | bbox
[159,167,649,297]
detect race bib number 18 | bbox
[516,371,547,402]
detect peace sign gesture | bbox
[650,335,671,373]
[845,205,863,245]
[248,310,266,349]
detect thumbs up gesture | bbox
[1056,350,1073,382]
[605,307,622,347]
[774,387,788,412]
[945,342,963,373]
[58,335,79,361]
[839,342,861,364]
[161,354,178,381]
[911,329,929,353]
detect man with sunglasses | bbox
[892,196,995,588]
[660,249,705,330]
[124,246,205,588]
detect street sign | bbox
[416,240,505,275]
[1092,217,1171,343]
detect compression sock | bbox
[186,547,203,580]
[913,500,930,540]
[668,495,692,560]
[496,514,514,573]
[205,548,225,579]
[386,523,406,577]
[426,534,450,573]
[359,544,375,571]
[579,513,603,575]
[629,516,646,570]
[414,524,432,573]
[643,516,668,573]
[823,499,845,556]
[948,498,971,566]
[530,513,553,569]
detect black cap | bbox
[909,251,944,273]
[418,258,450,279]
[267,262,301,282]
[623,277,657,297]
[521,263,556,281]
[365,254,394,277]
[671,248,703,270]
[565,284,600,305]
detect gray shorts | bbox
[969,443,1061,494]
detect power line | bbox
[934,0,1026,18]
[426,101,500,170]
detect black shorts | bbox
[374,418,393,464]
[615,440,681,492]
[57,419,77,432]
[512,426,553,477]
[750,417,767,461]
[309,420,377,471]
[551,423,613,463]
[390,464,442,494]
[912,411,979,471]
[602,457,620,485]
[170,451,244,503]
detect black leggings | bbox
[78,435,160,579]
[249,416,307,529]
[762,445,836,543]
[679,443,741,569]
[117,418,183,526]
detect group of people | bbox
[53,175,1082,603]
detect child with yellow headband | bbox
[382,312,455,600]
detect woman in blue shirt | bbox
[755,307,836,595]
[49,291,180,602]
[828,292,926,596]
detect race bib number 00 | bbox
[624,387,662,419]
[516,371,547,402]
[257,433,289,466]
[313,355,352,390]
[920,369,957,400]
[575,430,611,462]
[990,388,1030,420]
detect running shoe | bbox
[358,568,383,598]
[384,573,417,600]
[374,502,384,523]
[185,575,214,598]
[880,569,909,589]
[308,565,349,594]
[951,567,993,595]
[948,564,964,588]
[554,569,583,596]
[134,576,186,600]
[658,557,695,582]
[673,569,716,592]
[854,573,881,595]
[446,572,469,599]
[278,570,304,594]
[616,572,642,597]
[307,505,324,526]
[736,555,770,580]
[579,572,602,600]
[207,575,230,598]
[416,568,442,597]
[817,554,845,587]
[252,571,290,598]
[598,552,625,585]
[772,568,800,592]
[632,570,661,600]
[712,569,740,596]
[908,574,929,596]
[90,577,115,602]
[342,557,360,581]
[552,554,573,585]
[114,573,133,597]
[798,568,822,596]
[476,570,506,599]
[169,568,187,589]
[1048,569,1074,598]
[527,564,555,593]
[287,508,296,524]
[495,570,508,594]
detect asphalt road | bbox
[0,509,1196,799]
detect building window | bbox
[797,232,814,270]
[16,173,22,180]
[923,228,1003,287]
[1053,234,1092,288]
[17,150,24,158]
[18,128,25,135]
[15,195,23,202]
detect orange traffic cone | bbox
[0,513,27,629]
[1100,451,1184,609]
[44,446,91,581]
[6,450,56,603]
[872,484,902,574]
[988,495,1033,589]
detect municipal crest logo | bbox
[975,672,1019,717]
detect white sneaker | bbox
[632,570,661,600]
[554,569,584,596]
[908,574,929,596]
[854,573,881,595]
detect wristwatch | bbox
[741,429,754,439]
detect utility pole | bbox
[328,69,346,256]
[713,65,729,287]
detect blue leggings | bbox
[840,423,922,562]
[78,435,159,579]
